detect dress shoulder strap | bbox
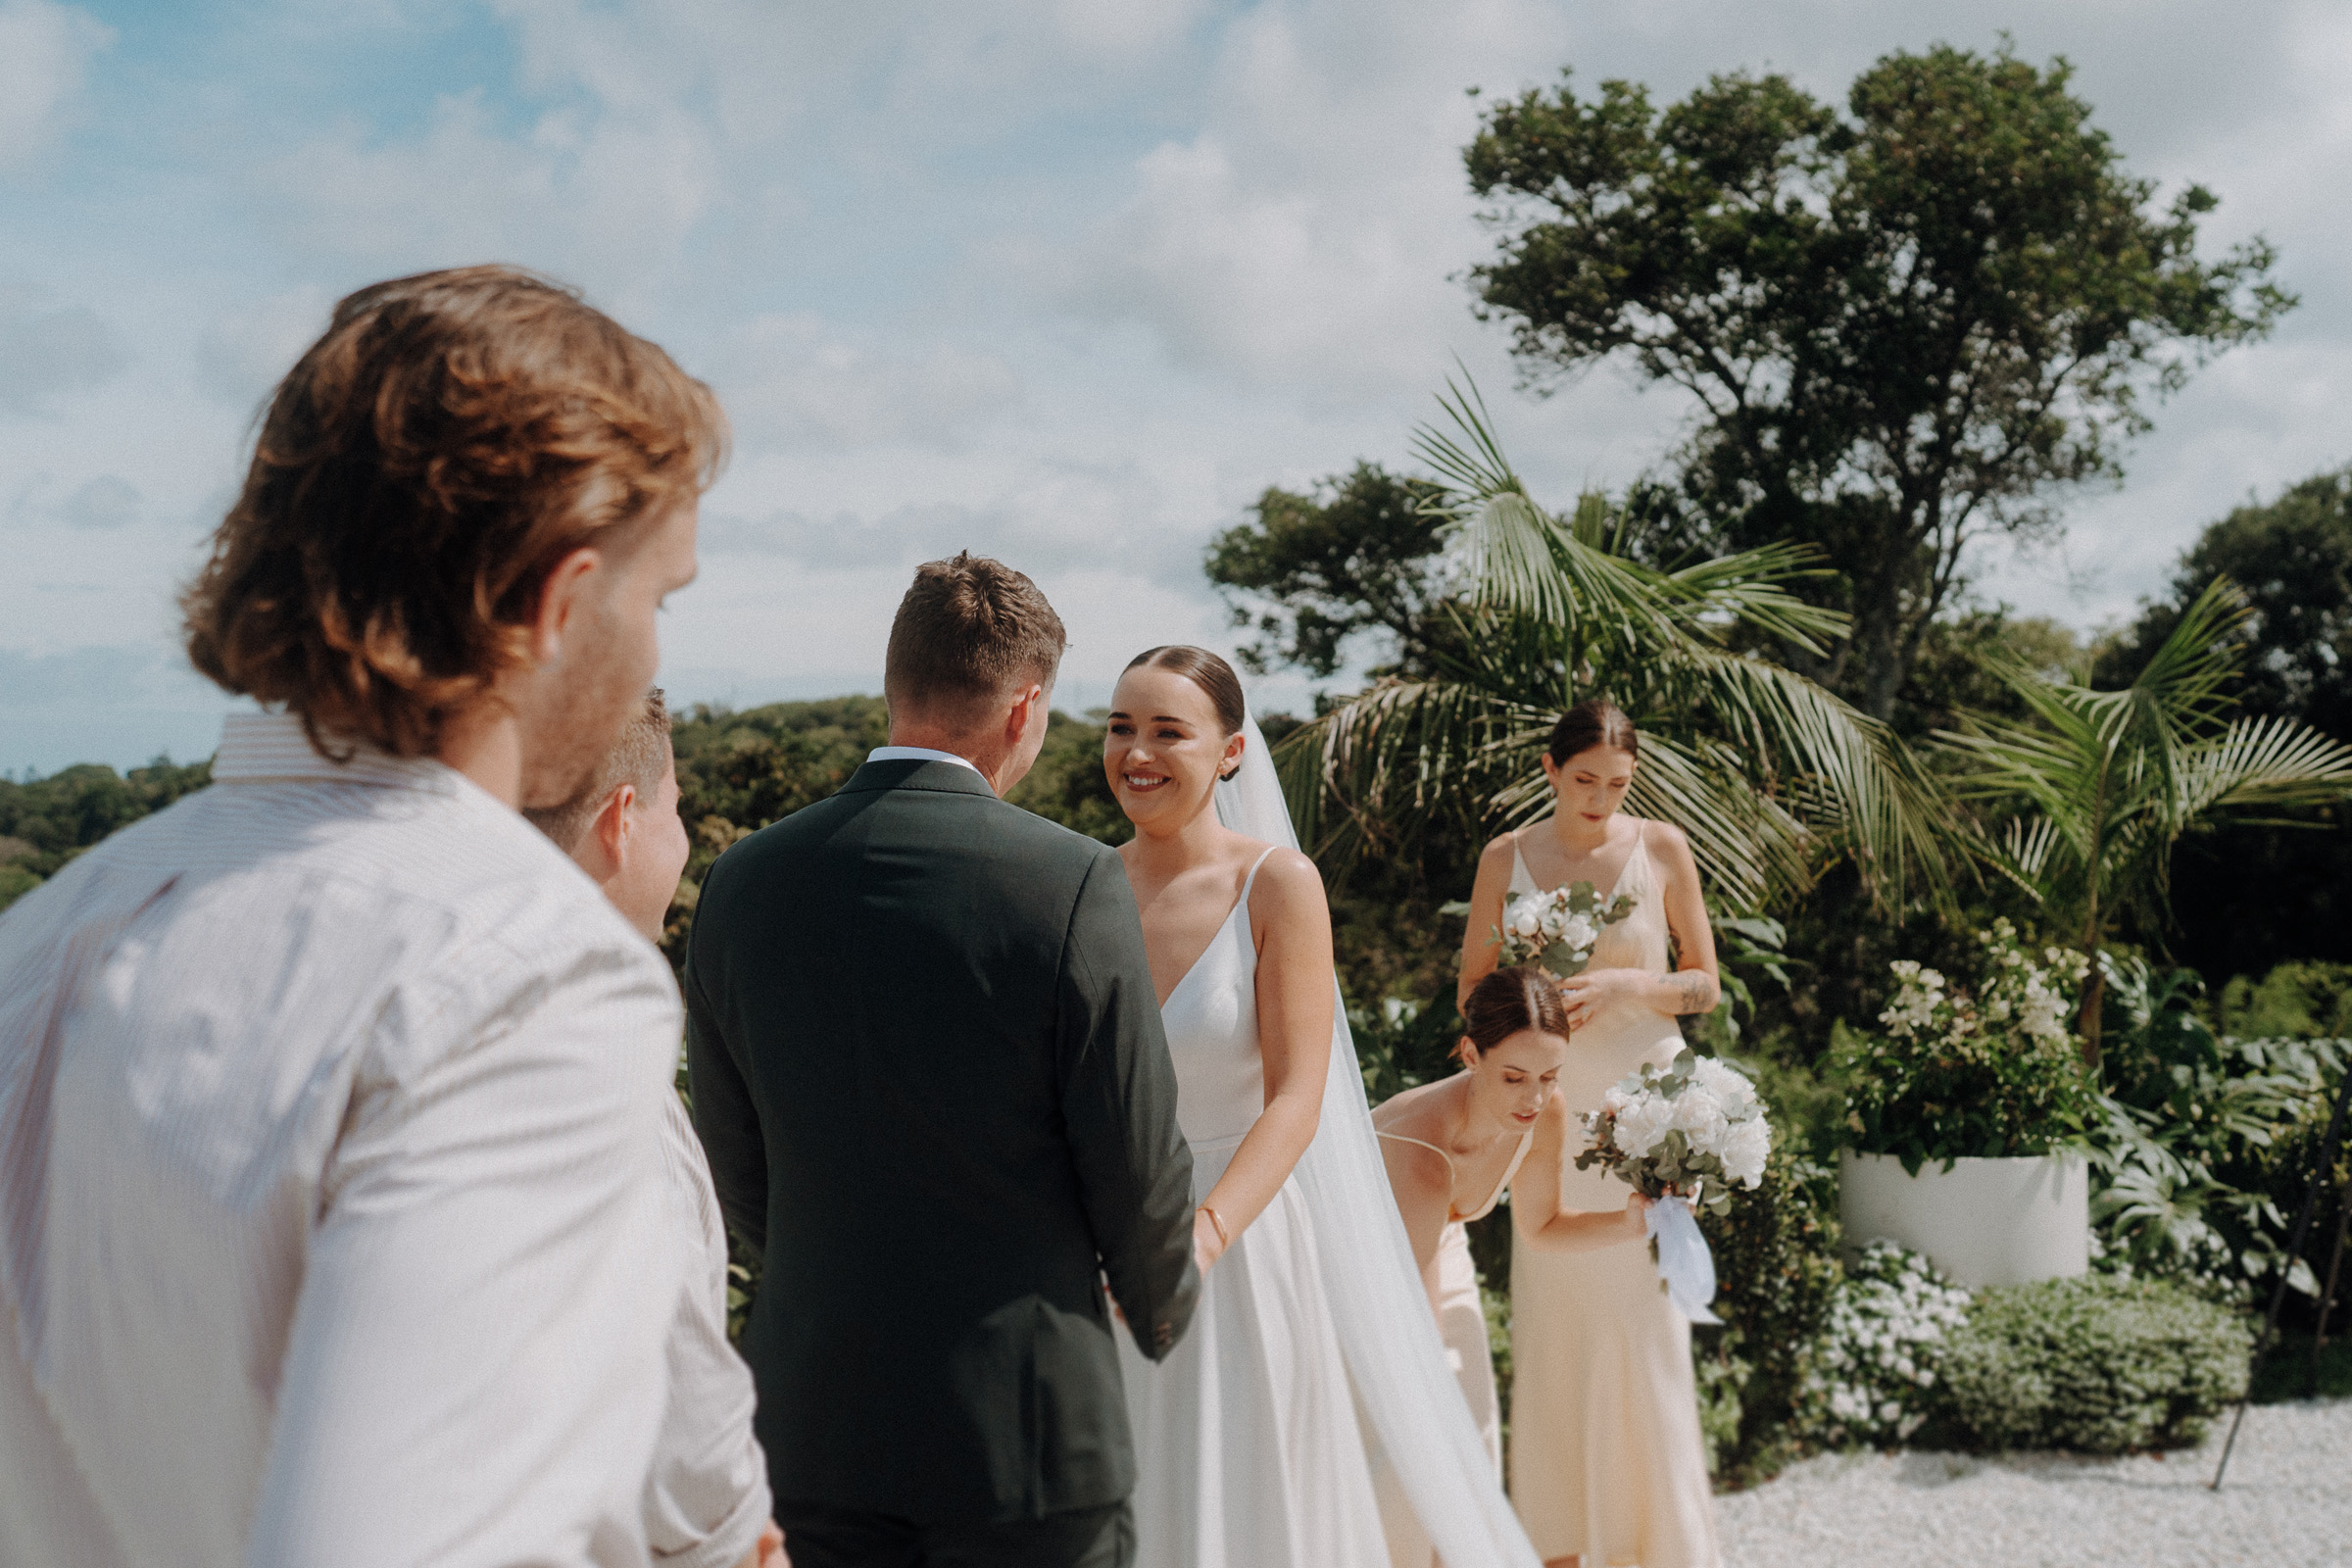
[1238,844,1280,905]
[1376,1131,1459,1184]
[1507,830,1536,895]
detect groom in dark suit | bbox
[685,552,1199,1568]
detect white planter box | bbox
[1838,1150,2089,1289]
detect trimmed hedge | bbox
[1938,1275,2252,1453]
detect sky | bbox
[3,1,2348,774]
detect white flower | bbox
[1509,904,1542,939]
[1666,1087,1729,1148]
[1612,1096,1674,1158]
[1560,913,1598,951]
[1690,1056,1760,1118]
[1718,1116,1770,1188]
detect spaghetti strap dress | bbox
[1505,822,1721,1568]
[1115,848,1391,1568]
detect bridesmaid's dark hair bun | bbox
[1126,645,1248,737]
[1545,697,1638,765]
[1460,964,1573,1061]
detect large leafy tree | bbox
[1463,43,2291,720]
[1943,579,2352,1061]
[1284,384,1959,915]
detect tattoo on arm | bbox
[1665,970,1714,1015]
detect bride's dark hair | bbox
[1458,964,1573,1064]
[1546,697,1638,764]
[1125,645,1247,737]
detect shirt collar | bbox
[210,710,466,796]
[864,745,984,777]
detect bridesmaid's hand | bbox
[1557,966,1647,1029]
[1193,1208,1229,1274]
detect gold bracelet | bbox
[1200,1205,1230,1249]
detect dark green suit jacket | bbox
[684,759,1199,1525]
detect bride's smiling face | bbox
[1104,666,1244,830]
[1463,1027,1568,1133]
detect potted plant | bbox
[1829,920,2100,1287]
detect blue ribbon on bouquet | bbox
[1646,1197,1720,1325]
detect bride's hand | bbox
[1193,1208,1229,1274]
[1623,1192,1653,1241]
[1557,967,1645,1029]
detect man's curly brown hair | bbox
[182,265,726,760]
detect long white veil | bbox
[1216,707,1544,1568]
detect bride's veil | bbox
[1215,707,1544,1568]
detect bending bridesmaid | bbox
[1456,699,1724,1568]
[1372,964,1647,1476]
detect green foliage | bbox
[1465,43,2289,720]
[1830,922,2102,1171]
[2087,956,2348,1305]
[1203,463,1456,680]
[1944,578,2352,1057]
[2101,467,2352,738]
[1695,1146,1844,1484]
[2217,961,2352,1039]
[1004,710,1128,845]
[0,756,215,911]
[1937,1275,2252,1453]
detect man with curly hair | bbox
[0,267,770,1568]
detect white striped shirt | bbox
[0,711,766,1568]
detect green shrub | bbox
[1695,1144,1844,1484]
[1938,1275,2252,1453]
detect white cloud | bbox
[0,0,110,170]
[0,282,127,416]
[712,315,1021,453]
[256,89,720,294]
[194,286,334,408]
[55,473,138,530]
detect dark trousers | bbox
[777,1499,1133,1568]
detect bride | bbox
[1104,645,1540,1568]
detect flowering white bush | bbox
[1495,881,1638,977]
[1877,920,2089,1052]
[1806,1240,1973,1446]
[1578,1049,1770,1208]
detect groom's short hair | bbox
[181,265,725,760]
[884,552,1066,729]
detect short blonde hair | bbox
[523,689,674,852]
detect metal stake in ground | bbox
[2211,1056,2352,1490]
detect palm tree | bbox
[1281,379,1962,916]
[1942,576,2352,1063]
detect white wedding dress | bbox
[1116,847,1389,1567]
[1114,711,1542,1568]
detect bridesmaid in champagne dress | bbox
[1456,699,1724,1568]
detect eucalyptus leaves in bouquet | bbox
[1832,919,2101,1173]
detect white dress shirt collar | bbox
[211,710,466,796]
[864,745,984,777]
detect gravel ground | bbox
[1716,1398,2352,1568]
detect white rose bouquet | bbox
[1494,882,1638,977]
[1575,1049,1771,1322]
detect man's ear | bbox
[1006,682,1045,742]
[530,546,605,666]
[587,782,636,877]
